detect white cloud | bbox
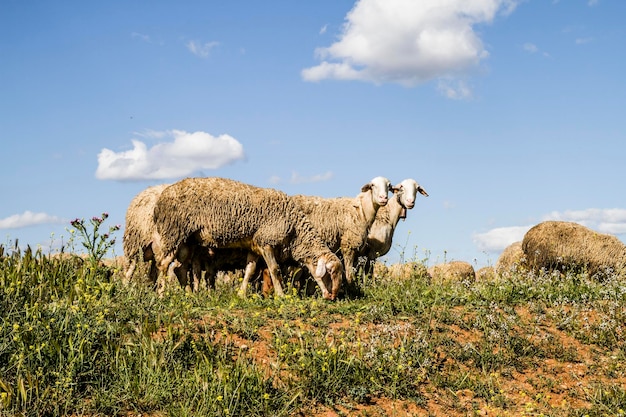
[575,37,593,45]
[542,208,626,233]
[186,40,219,58]
[523,42,538,53]
[474,208,626,254]
[473,225,531,253]
[131,32,151,43]
[302,0,518,89]
[290,171,334,184]
[437,79,473,100]
[270,171,334,184]
[96,130,245,181]
[0,211,66,230]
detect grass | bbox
[1,242,626,416]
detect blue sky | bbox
[1,0,625,269]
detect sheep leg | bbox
[190,254,203,291]
[256,245,285,297]
[155,252,175,296]
[343,250,356,284]
[124,259,136,285]
[238,252,261,297]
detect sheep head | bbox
[361,176,392,207]
[315,253,343,300]
[395,178,429,211]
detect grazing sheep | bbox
[123,184,170,284]
[522,221,626,279]
[495,241,526,277]
[387,261,430,280]
[476,266,497,281]
[427,261,476,283]
[291,176,394,284]
[152,177,344,300]
[357,178,428,276]
[123,184,207,290]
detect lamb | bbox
[357,178,428,276]
[123,184,170,285]
[290,176,394,284]
[152,177,344,300]
[521,220,626,279]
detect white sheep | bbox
[290,176,394,284]
[357,178,428,276]
[152,177,344,300]
[123,183,201,289]
[123,184,170,285]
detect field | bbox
[1,244,626,417]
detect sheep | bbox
[290,176,394,285]
[357,178,428,276]
[152,177,344,300]
[123,184,170,285]
[387,261,430,280]
[427,260,476,284]
[495,241,526,277]
[123,184,204,290]
[476,266,497,281]
[521,220,626,279]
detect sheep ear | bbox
[361,183,373,192]
[418,186,429,197]
[315,257,327,278]
[392,184,403,193]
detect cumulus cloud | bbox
[473,225,532,253]
[0,211,66,229]
[186,40,219,58]
[474,208,626,254]
[96,130,245,181]
[542,208,626,235]
[302,0,518,89]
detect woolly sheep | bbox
[495,241,526,277]
[476,266,496,280]
[123,184,211,290]
[427,260,476,283]
[123,184,170,285]
[357,178,428,276]
[387,261,430,280]
[290,176,394,284]
[522,221,626,279]
[152,177,344,300]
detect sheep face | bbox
[396,179,429,210]
[361,176,393,207]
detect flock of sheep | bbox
[123,176,428,299]
[123,175,626,299]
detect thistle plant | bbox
[68,212,120,265]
